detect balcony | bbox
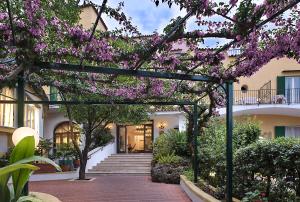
[234,88,300,105]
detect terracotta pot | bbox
[61,164,71,172]
[59,159,74,172]
[33,163,57,174]
[73,159,80,168]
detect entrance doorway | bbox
[117,121,153,153]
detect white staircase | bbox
[88,153,152,174]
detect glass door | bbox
[118,126,127,153]
[144,124,153,152]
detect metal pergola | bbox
[0,63,234,201]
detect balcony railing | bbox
[234,88,300,105]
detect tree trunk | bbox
[79,151,88,180]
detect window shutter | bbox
[276,76,285,95]
[275,126,285,138]
[50,86,58,101]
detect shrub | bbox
[151,129,189,184]
[151,158,189,184]
[234,138,300,201]
[157,152,182,165]
[153,129,188,160]
[199,118,260,189]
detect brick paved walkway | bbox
[30,175,191,202]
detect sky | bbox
[83,0,230,48]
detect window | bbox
[54,122,80,149]
[285,77,300,103]
[285,126,300,138]
[275,126,300,138]
[24,104,35,129]
[0,88,14,127]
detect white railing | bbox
[86,141,116,172]
[227,48,242,56]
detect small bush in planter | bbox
[151,153,189,184]
[57,144,75,171]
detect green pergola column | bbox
[193,103,199,183]
[17,71,28,196]
[226,81,233,202]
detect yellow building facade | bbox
[226,55,300,139]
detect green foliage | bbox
[91,127,115,150]
[157,152,182,165]
[241,190,268,202]
[56,143,74,159]
[199,118,260,189]
[0,136,60,202]
[183,168,194,182]
[233,0,264,36]
[35,138,53,157]
[234,138,300,201]
[153,129,188,160]
[152,130,190,184]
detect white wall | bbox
[43,110,69,140]
[151,112,185,140]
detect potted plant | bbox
[58,144,74,172]
[70,147,80,169]
[33,138,56,173]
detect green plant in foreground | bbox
[0,136,61,202]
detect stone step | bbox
[88,153,153,174]
[90,167,150,171]
[94,166,150,170]
[110,155,152,158]
[102,159,152,162]
[98,162,151,166]
[108,156,153,159]
[88,170,151,174]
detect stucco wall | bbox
[79,6,107,31]
[43,110,69,140]
[233,57,300,91]
[151,112,186,140]
[236,115,300,139]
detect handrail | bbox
[88,141,114,158]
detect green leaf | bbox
[9,136,35,200]
[0,163,39,202]
[0,163,39,176]
[16,156,61,172]
[0,173,11,202]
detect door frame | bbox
[116,120,154,153]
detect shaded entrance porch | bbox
[117,121,154,153]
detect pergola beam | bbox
[37,62,215,82]
[0,100,194,106]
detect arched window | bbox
[54,122,80,149]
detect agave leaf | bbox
[9,136,35,200]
